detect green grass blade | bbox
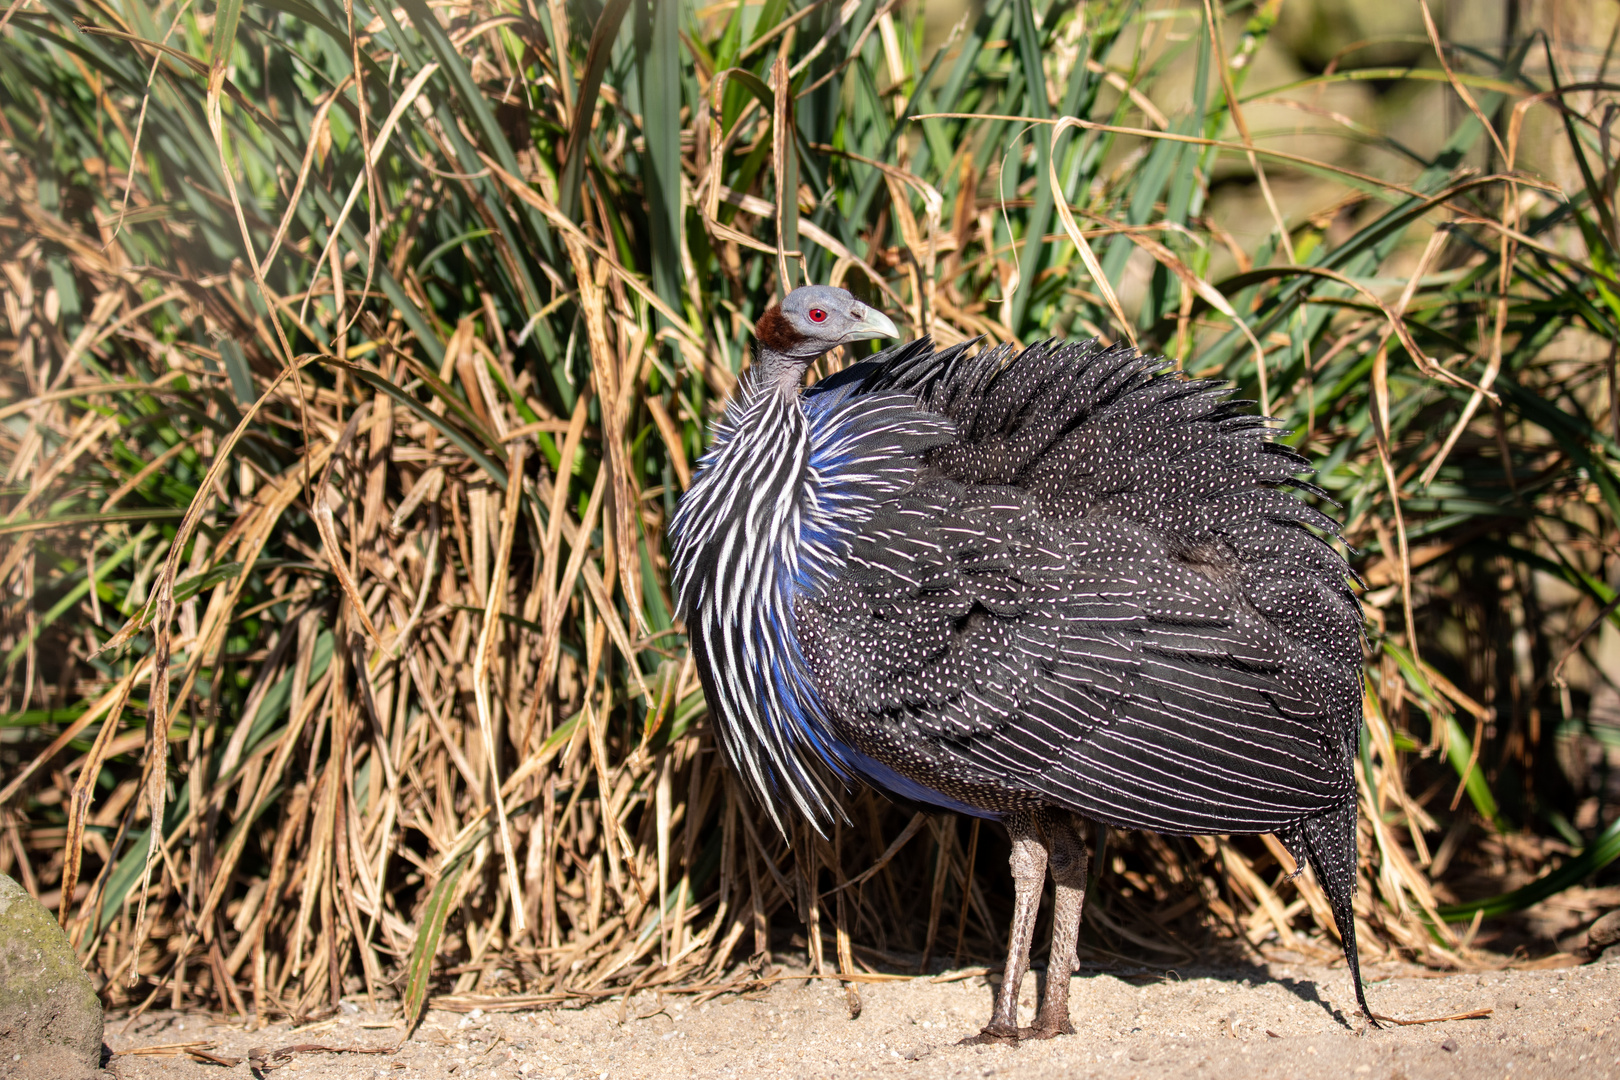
[402,853,469,1033]
[639,0,684,314]
[559,0,632,224]
[1438,816,1620,922]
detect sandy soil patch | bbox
[102,956,1620,1080]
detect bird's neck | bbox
[748,345,816,398]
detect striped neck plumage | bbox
[670,359,844,827]
[669,289,917,831]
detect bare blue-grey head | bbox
[749,285,899,391]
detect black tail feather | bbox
[1280,797,1378,1028]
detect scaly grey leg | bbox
[964,811,1047,1044]
[1031,812,1088,1038]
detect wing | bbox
[796,339,1363,835]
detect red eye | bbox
[808,308,827,323]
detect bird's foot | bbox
[959,1022,1021,1047]
[1022,1020,1074,1040]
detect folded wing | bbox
[796,339,1362,834]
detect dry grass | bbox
[1,0,1618,1028]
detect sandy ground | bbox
[102,955,1620,1080]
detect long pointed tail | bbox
[1280,796,1378,1027]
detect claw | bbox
[959,1024,1021,1047]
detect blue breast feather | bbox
[768,380,994,819]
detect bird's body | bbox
[671,287,1373,1039]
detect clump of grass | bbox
[1,0,1617,1024]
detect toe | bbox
[959,1024,1021,1047]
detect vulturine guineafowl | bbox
[669,285,1373,1041]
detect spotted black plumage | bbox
[670,286,1375,1039]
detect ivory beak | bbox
[843,306,899,343]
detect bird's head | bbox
[753,285,899,372]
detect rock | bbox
[0,874,104,1079]
[1588,909,1620,951]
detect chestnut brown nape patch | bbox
[754,305,805,354]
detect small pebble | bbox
[1441,1037,1459,1053]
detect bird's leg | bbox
[1030,813,1089,1039]
[964,811,1047,1044]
